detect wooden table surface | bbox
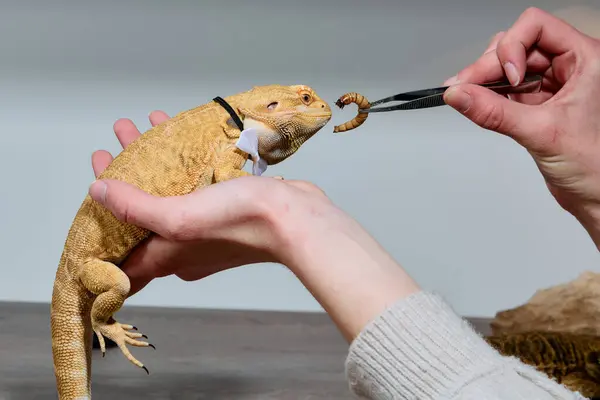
[0,301,492,399]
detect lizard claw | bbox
[93,320,153,373]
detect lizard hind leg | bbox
[79,259,154,373]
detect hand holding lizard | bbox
[90,111,420,343]
[90,111,328,297]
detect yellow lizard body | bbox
[50,84,332,399]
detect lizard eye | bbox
[267,102,278,110]
[301,93,312,104]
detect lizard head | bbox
[237,84,332,165]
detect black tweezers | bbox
[359,74,543,113]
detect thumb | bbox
[89,179,172,235]
[443,83,548,149]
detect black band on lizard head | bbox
[213,96,244,132]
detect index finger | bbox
[496,7,583,85]
[456,47,552,85]
[450,8,581,86]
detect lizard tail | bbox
[50,254,94,400]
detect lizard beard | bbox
[258,133,299,165]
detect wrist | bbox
[545,182,600,251]
[267,190,421,342]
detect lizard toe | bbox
[93,320,153,372]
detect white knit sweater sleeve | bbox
[344,290,588,399]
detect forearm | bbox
[276,202,420,342]
[273,202,584,399]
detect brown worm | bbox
[333,92,370,133]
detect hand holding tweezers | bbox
[359,74,543,113]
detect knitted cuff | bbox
[344,290,510,399]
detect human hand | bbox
[92,112,421,344]
[91,111,328,297]
[442,7,600,245]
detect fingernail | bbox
[444,86,472,113]
[89,180,107,203]
[444,75,460,86]
[503,62,520,86]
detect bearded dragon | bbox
[50,84,332,399]
[485,331,600,398]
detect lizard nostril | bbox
[321,104,325,108]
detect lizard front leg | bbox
[213,147,283,182]
[79,258,154,372]
[211,146,251,183]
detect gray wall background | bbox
[2,0,600,317]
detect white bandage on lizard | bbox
[235,127,268,176]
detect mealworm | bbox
[332,92,370,133]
